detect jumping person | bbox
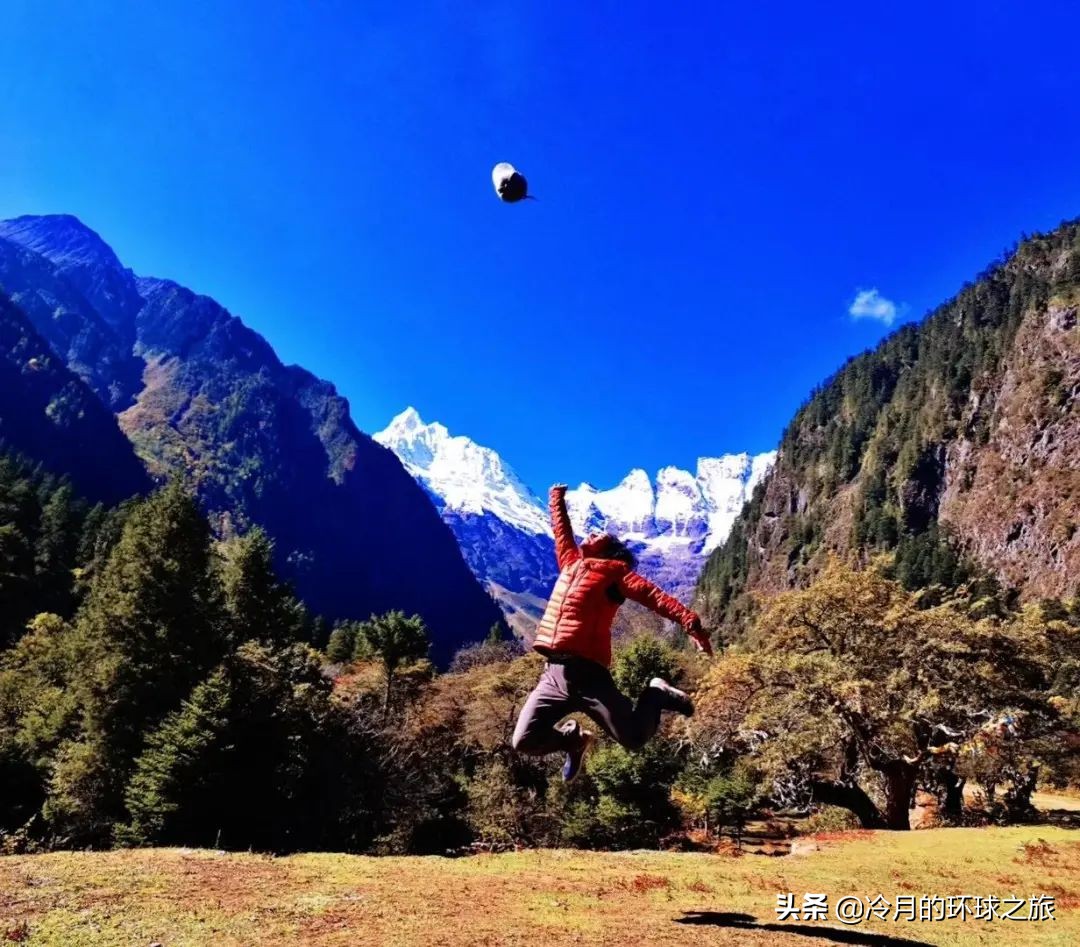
[511,483,713,780]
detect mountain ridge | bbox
[0,214,503,660]
[376,407,774,635]
[697,218,1080,635]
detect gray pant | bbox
[511,657,665,754]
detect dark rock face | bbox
[0,292,149,504]
[0,215,502,661]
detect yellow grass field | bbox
[2,825,1079,947]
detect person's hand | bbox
[690,631,714,657]
[686,615,713,656]
[551,483,568,494]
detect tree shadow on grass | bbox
[1040,809,1080,829]
[676,912,934,947]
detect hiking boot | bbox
[649,677,695,717]
[558,720,595,782]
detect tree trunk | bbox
[809,780,886,829]
[1005,763,1040,817]
[939,770,965,818]
[882,761,917,830]
[383,670,394,715]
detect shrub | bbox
[799,805,862,835]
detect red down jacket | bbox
[532,486,702,668]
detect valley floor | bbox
[2,825,1078,946]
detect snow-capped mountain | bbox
[564,454,775,598]
[566,453,776,556]
[374,409,560,635]
[375,407,775,636]
[375,407,550,535]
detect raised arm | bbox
[618,571,712,654]
[549,484,581,570]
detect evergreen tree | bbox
[325,621,359,664]
[0,454,92,649]
[117,666,232,846]
[218,527,308,648]
[359,611,430,709]
[119,642,383,852]
[33,482,78,615]
[611,634,681,696]
[46,482,227,843]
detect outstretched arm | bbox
[618,571,713,655]
[549,484,581,570]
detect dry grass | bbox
[1,826,1078,946]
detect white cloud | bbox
[848,288,901,326]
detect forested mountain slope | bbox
[0,292,149,504]
[0,215,501,659]
[698,220,1080,634]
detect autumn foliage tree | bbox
[693,559,1068,829]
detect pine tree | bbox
[118,642,383,852]
[117,666,232,847]
[359,611,430,709]
[46,482,227,842]
[325,621,359,663]
[34,482,78,616]
[218,527,308,649]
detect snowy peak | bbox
[567,451,776,553]
[376,406,777,621]
[374,408,551,536]
[695,451,776,552]
[566,468,656,537]
[654,466,705,539]
[375,405,776,553]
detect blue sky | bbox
[2,2,1079,493]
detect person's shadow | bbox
[676,912,934,947]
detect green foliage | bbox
[571,739,684,849]
[218,527,309,648]
[464,757,559,849]
[325,622,359,663]
[700,764,761,831]
[694,561,1072,830]
[359,610,429,674]
[119,642,382,851]
[0,453,106,649]
[43,482,228,843]
[611,634,680,696]
[799,805,862,835]
[357,610,430,708]
[673,758,763,839]
[0,474,394,853]
[117,666,232,846]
